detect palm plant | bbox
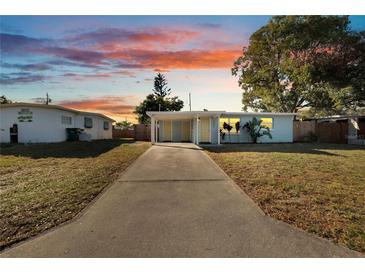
[242,117,272,143]
[235,121,240,133]
[223,122,233,142]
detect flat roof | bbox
[147,111,296,120]
[0,103,115,122]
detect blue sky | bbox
[1,16,364,121]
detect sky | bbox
[1,16,365,122]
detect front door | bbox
[10,124,18,143]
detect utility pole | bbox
[189,92,191,111]
[46,93,51,105]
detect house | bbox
[316,115,365,145]
[0,103,115,143]
[147,111,296,144]
[293,115,365,145]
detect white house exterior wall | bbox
[234,115,294,143]
[74,115,112,140]
[0,106,112,143]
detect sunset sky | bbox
[1,16,365,122]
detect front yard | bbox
[0,140,150,250]
[205,143,365,253]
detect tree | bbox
[134,73,184,124]
[242,117,272,143]
[0,95,12,104]
[232,16,365,115]
[153,73,171,97]
[115,120,133,129]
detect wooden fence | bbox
[112,124,151,141]
[293,120,317,142]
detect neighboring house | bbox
[0,103,115,143]
[147,111,296,144]
[294,115,365,145]
[317,115,365,145]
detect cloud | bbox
[1,62,52,71]
[46,59,101,69]
[1,31,242,79]
[36,47,106,65]
[0,73,46,85]
[107,48,242,70]
[61,70,136,79]
[196,23,221,29]
[57,95,140,122]
[154,68,170,72]
[0,33,47,54]
[66,27,199,50]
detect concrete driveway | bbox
[1,143,361,257]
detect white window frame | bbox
[61,115,72,125]
[103,121,109,130]
[84,117,93,128]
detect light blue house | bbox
[147,111,296,144]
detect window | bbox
[220,117,240,133]
[260,117,273,129]
[103,121,109,130]
[61,116,72,125]
[84,117,93,128]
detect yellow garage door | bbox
[199,117,210,143]
[181,120,191,141]
[163,120,172,141]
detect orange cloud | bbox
[58,95,140,123]
[109,48,242,70]
[67,28,199,51]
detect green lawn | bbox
[205,143,365,253]
[0,140,150,250]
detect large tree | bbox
[134,73,184,124]
[0,95,12,104]
[232,16,365,115]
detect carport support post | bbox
[217,116,221,145]
[155,119,158,143]
[151,116,155,144]
[196,115,199,145]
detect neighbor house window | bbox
[61,115,72,125]
[84,117,93,128]
[260,117,273,129]
[103,121,109,130]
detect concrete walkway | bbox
[1,143,361,257]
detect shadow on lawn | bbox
[201,142,363,157]
[0,139,136,159]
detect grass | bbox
[0,139,150,251]
[205,143,365,253]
